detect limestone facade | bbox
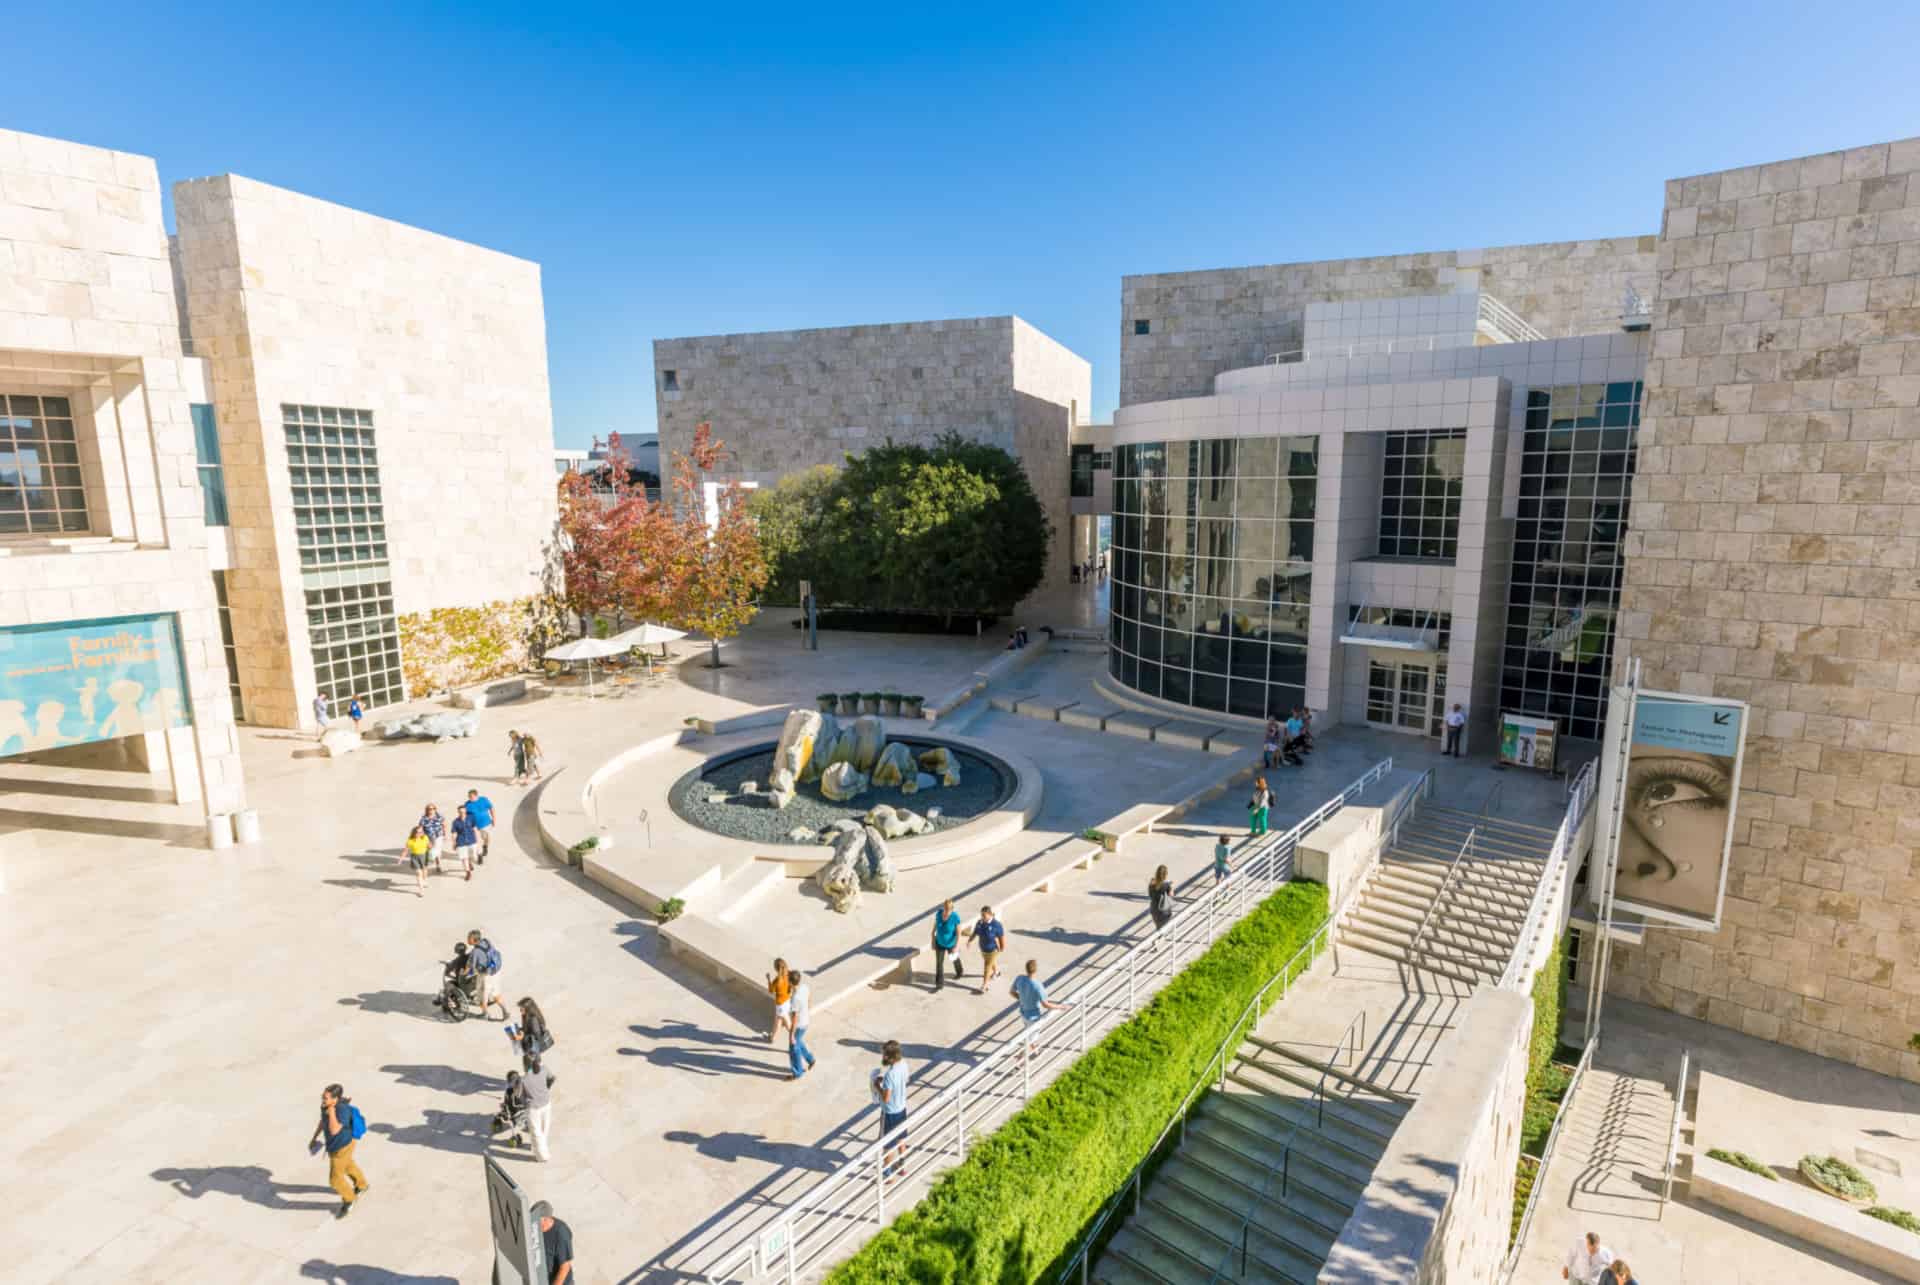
[1121,236,1657,408]
[173,175,556,728]
[652,316,1090,588]
[0,127,246,811]
[1611,135,1920,1082]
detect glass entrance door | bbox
[1396,666,1430,731]
[1365,657,1444,737]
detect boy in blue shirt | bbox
[465,788,496,862]
[964,906,1006,996]
[1010,959,1068,1064]
[1213,836,1232,885]
[870,1039,909,1178]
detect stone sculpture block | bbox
[377,710,480,742]
[917,745,961,787]
[320,727,362,757]
[870,741,915,788]
[849,715,887,773]
[768,707,822,808]
[814,829,865,913]
[799,712,839,784]
[859,824,896,893]
[820,761,871,802]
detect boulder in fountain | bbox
[848,716,887,773]
[859,825,897,893]
[814,829,865,913]
[916,746,961,787]
[870,741,915,788]
[820,761,871,802]
[768,708,824,808]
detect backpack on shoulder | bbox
[481,942,503,975]
[347,1104,367,1141]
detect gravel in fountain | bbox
[668,741,1014,845]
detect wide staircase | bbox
[1094,1034,1411,1283]
[1337,806,1558,985]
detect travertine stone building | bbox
[653,316,1090,589]
[1611,136,1920,1082]
[1120,237,1658,408]
[174,176,556,728]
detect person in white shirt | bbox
[1443,702,1466,756]
[313,691,331,742]
[1563,1231,1615,1283]
[787,970,816,1080]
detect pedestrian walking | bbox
[1563,1231,1615,1283]
[1010,958,1068,1064]
[465,788,496,861]
[313,691,331,742]
[1444,703,1466,756]
[929,899,962,992]
[1212,835,1232,885]
[1262,716,1281,769]
[530,1200,575,1285]
[964,905,1006,995]
[870,1039,909,1179]
[348,694,365,733]
[766,958,793,1044]
[521,1055,556,1161]
[401,824,431,895]
[1247,778,1273,836]
[787,969,816,1080]
[510,996,555,1073]
[1147,865,1175,936]
[451,806,479,881]
[466,929,508,1020]
[509,730,527,785]
[1606,1262,1639,1285]
[306,1083,369,1219]
[419,802,447,871]
[520,734,544,782]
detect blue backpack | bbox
[479,941,502,975]
[347,1104,367,1140]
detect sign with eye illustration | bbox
[1601,690,1748,929]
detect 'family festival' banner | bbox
[0,613,193,757]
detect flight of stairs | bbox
[1093,1036,1411,1283]
[1337,807,1557,986]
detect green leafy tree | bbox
[747,463,839,605]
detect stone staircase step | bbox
[1386,835,1546,874]
[1103,1225,1216,1283]
[1143,1185,1320,1282]
[1372,864,1534,915]
[1401,816,1554,853]
[1192,1102,1378,1190]
[1385,849,1544,891]
[1162,1148,1352,1244]
[1219,1075,1394,1160]
[1243,1037,1415,1113]
[1340,920,1505,977]
[1347,906,1516,964]
[1233,1052,1411,1136]
[1359,883,1522,939]
[1335,933,1493,986]
[1424,805,1561,838]
[1090,1249,1167,1285]
[1186,1114,1371,1205]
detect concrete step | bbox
[1143,1183,1320,1282]
[1385,850,1544,895]
[1163,1145,1353,1243]
[1102,1224,1218,1283]
[1387,835,1546,877]
[1090,1249,1166,1285]
[1359,881,1522,940]
[1192,1101,1377,1190]
[1341,919,1507,977]
[1373,862,1535,915]
[1335,933,1494,986]
[1348,906,1516,965]
[1186,1112,1371,1206]
[1219,1075,1394,1162]
[1425,805,1561,838]
[1406,811,1556,848]
[1234,1051,1411,1136]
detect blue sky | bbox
[10,2,1919,449]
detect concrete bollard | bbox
[205,813,235,850]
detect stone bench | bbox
[1103,709,1170,741]
[1093,802,1180,853]
[1059,703,1122,732]
[448,677,527,709]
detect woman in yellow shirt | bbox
[401,824,432,896]
[766,958,792,1044]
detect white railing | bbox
[1265,334,1454,364]
[1499,1036,1599,1281]
[1477,292,1547,344]
[1497,758,1598,992]
[702,758,1396,1285]
[1662,1049,1691,1209]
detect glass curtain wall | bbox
[1377,428,1465,559]
[1109,435,1318,718]
[1500,381,1641,741]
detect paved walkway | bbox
[2,615,1549,1282]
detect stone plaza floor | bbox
[4,612,1566,1283]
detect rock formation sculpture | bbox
[916,745,961,787]
[859,825,897,893]
[768,708,823,808]
[820,761,871,802]
[849,715,887,773]
[870,741,915,788]
[814,829,865,912]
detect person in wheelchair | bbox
[435,941,481,1016]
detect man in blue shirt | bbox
[465,788,496,862]
[870,1039,909,1178]
[305,1083,368,1219]
[1010,959,1068,1064]
[964,905,1006,996]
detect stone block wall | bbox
[1121,237,1657,408]
[174,175,556,727]
[1320,987,1530,1284]
[1612,135,1920,1083]
[0,128,244,810]
[654,315,1089,589]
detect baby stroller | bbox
[435,942,482,1022]
[491,1071,530,1149]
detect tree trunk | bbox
[708,637,721,668]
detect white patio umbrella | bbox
[544,635,633,698]
[606,622,688,657]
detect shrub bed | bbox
[1706,1147,1776,1180]
[824,879,1330,1284]
[1866,1206,1920,1233]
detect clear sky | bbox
[9,2,1919,448]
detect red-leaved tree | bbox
[666,422,769,667]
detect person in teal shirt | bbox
[1212,836,1232,884]
[929,899,962,992]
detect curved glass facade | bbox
[1108,436,1319,719]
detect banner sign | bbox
[1599,689,1748,930]
[0,614,193,758]
[1498,711,1558,772]
[485,1156,545,1285]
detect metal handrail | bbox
[1662,1049,1691,1208]
[1316,1009,1367,1129]
[1497,758,1599,992]
[1405,827,1475,969]
[1062,917,1334,1283]
[1480,779,1504,820]
[705,757,1395,1285]
[1500,1036,1599,1281]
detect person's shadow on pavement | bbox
[662,1129,838,1172]
[300,1261,460,1284]
[151,1165,336,1211]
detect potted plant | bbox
[901,694,925,719]
[839,691,861,716]
[880,692,902,716]
[817,693,838,714]
[861,691,884,715]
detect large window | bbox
[1107,435,1318,719]
[1378,428,1465,560]
[1500,381,1641,742]
[192,404,229,526]
[1070,444,1094,498]
[0,393,87,535]
[284,405,405,711]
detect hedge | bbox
[1510,932,1573,1244]
[825,879,1330,1284]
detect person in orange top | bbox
[766,958,793,1044]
